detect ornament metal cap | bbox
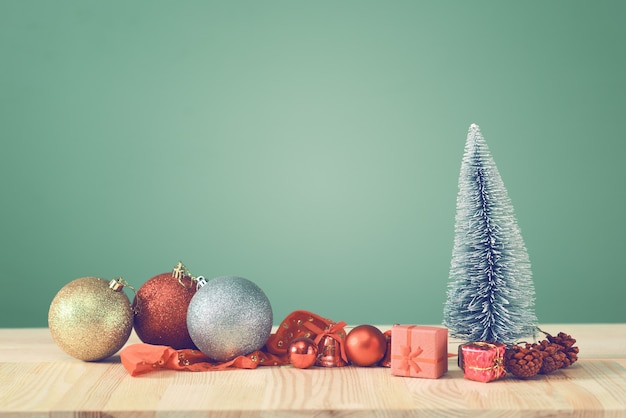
[195,276,207,289]
[109,278,125,292]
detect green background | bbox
[1,1,624,328]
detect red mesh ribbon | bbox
[265,310,340,355]
[120,310,341,376]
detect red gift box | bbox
[459,342,507,382]
[390,325,448,379]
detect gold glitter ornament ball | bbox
[48,277,134,361]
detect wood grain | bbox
[1,325,625,417]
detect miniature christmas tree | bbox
[443,123,537,344]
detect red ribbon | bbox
[305,320,348,363]
[120,310,344,376]
[265,310,338,355]
[396,345,424,374]
[120,344,289,376]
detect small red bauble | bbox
[133,272,197,349]
[345,324,387,367]
[288,337,318,369]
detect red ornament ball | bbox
[133,272,197,349]
[288,337,318,369]
[345,324,387,367]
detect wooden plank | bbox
[0,326,625,417]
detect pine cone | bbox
[505,345,543,378]
[527,340,566,374]
[546,332,579,368]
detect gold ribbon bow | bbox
[465,342,506,372]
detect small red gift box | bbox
[459,342,506,383]
[390,325,448,379]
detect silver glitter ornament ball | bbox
[187,276,273,361]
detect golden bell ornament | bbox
[48,277,135,361]
[316,334,347,367]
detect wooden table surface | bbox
[1,324,625,417]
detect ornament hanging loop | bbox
[172,261,192,288]
[172,261,205,289]
[109,277,141,314]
